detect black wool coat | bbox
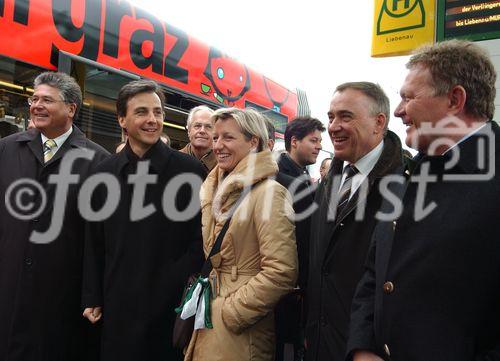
[306,131,403,361]
[0,127,109,361]
[277,152,315,289]
[82,141,205,361]
[347,121,500,361]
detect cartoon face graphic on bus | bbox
[203,47,250,104]
[263,77,290,113]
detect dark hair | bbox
[116,80,165,117]
[34,72,82,119]
[408,39,496,120]
[335,81,390,131]
[284,116,325,151]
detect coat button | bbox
[383,343,391,357]
[25,257,33,266]
[339,222,344,227]
[383,281,394,294]
[392,221,397,231]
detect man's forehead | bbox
[193,110,213,122]
[128,92,162,106]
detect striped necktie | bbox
[336,164,359,218]
[43,139,57,163]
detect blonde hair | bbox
[211,107,269,152]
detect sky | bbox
[129,0,412,158]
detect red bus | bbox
[0,0,309,150]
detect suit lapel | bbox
[24,132,44,166]
[377,172,408,281]
[318,159,343,258]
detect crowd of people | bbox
[0,39,498,361]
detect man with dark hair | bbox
[266,118,308,361]
[281,116,325,180]
[82,79,205,361]
[0,71,109,361]
[278,116,324,288]
[273,116,324,360]
[348,40,500,361]
[306,82,403,361]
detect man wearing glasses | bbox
[180,105,217,173]
[0,71,108,361]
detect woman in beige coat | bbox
[183,108,298,361]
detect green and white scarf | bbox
[175,276,213,329]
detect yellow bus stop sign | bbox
[372,0,435,57]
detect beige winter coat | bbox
[184,150,298,361]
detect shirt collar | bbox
[40,126,73,150]
[343,140,384,176]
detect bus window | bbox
[69,63,134,152]
[0,56,41,138]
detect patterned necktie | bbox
[336,164,359,218]
[43,139,57,163]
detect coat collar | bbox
[201,150,278,222]
[117,140,173,174]
[278,152,309,179]
[181,142,217,172]
[413,120,497,177]
[16,125,88,166]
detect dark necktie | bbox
[336,164,359,218]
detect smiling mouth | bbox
[217,154,230,160]
[141,128,157,133]
[333,137,348,145]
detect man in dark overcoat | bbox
[82,80,205,361]
[274,117,325,360]
[0,72,109,361]
[306,82,403,361]
[347,40,500,361]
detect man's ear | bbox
[448,85,467,114]
[118,116,126,130]
[374,113,387,134]
[290,135,298,149]
[67,103,77,118]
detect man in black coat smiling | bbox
[306,82,403,361]
[82,80,205,361]
[0,72,108,361]
[347,40,500,361]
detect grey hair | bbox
[34,72,82,119]
[211,107,269,152]
[335,81,390,131]
[186,105,214,129]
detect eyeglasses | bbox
[27,96,65,106]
